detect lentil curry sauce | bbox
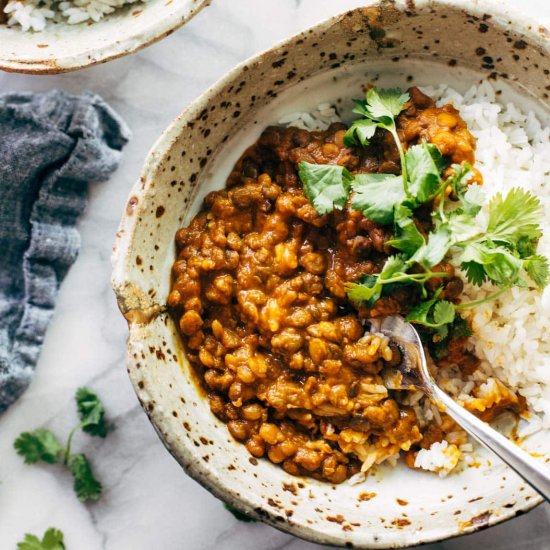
[168,88,523,483]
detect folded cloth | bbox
[0,90,130,413]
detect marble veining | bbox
[0,0,549,548]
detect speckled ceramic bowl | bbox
[112,1,550,547]
[0,0,209,74]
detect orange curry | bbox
[168,88,523,483]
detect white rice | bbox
[414,441,462,477]
[3,0,147,31]
[430,81,550,431]
[279,79,550,474]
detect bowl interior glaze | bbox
[112,2,550,547]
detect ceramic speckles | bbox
[112,1,550,547]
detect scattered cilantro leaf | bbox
[448,163,484,216]
[523,255,550,288]
[70,454,102,502]
[486,187,543,246]
[76,387,107,438]
[347,87,410,191]
[430,316,473,359]
[298,162,353,215]
[343,118,377,147]
[346,255,408,304]
[386,204,425,255]
[461,185,485,217]
[17,528,65,550]
[350,173,406,225]
[461,260,486,286]
[405,143,445,204]
[346,256,451,305]
[363,87,410,122]
[411,224,452,268]
[447,212,481,243]
[459,241,523,286]
[406,292,455,331]
[516,235,537,258]
[224,503,257,522]
[433,300,456,326]
[14,430,63,465]
[14,387,108,503]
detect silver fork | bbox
[372,315,550,501]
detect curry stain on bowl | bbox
[112,1,550,547]
[0,0,209,73]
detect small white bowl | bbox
[0,0,209,73]
[112,1,550,547]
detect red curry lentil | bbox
[168,87,523,483]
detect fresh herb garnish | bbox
[344,87,410,191]
[17,527,65,550]
[298,162,353,215]
[70,453,103,502]
[346,256,450,303]
[429,316,473,359]
[297,85,550,337]
[14,387,107,502]
[405,289,455,339]
[350,173,407,225]
[386,204,425,255]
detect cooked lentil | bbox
[168,87,523,482]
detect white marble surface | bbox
[1,0,549,548]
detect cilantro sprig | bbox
[344,88,410,191]
[296,85,549,337]
[17,527,65,550]
[14,387,108,502]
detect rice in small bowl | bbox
[0,0,209,73]
[112,1,550,547]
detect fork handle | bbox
[430,384,550,502]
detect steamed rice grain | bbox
[3,0,147,31]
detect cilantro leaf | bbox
[70,453,102,502]
[406,293,455,331]
[351,173,406,224]
[447,212,481,243]
[405,143,445,203]
[298,162,353,215]
[363,87,410,123]
[447,163,485,216]
[14,429,63,465]
[17,528,65,550]
[461,185,485,217]
[347,88,410,192]
[461,260,486,286]
[346,255,407,304]
[386,204,425,255]
[433,300,456,326]
[516,235,538,258]
[76,387,108,438]
[411,224,452,268]
[459,241,523,286]
[343,118,377,147]
[523,255,549,288]
[430,316,472,359]
[486,188,543,246]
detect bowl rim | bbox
[0,0,211,74]
[112,0,548,546]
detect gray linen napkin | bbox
[0,90,130,413]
